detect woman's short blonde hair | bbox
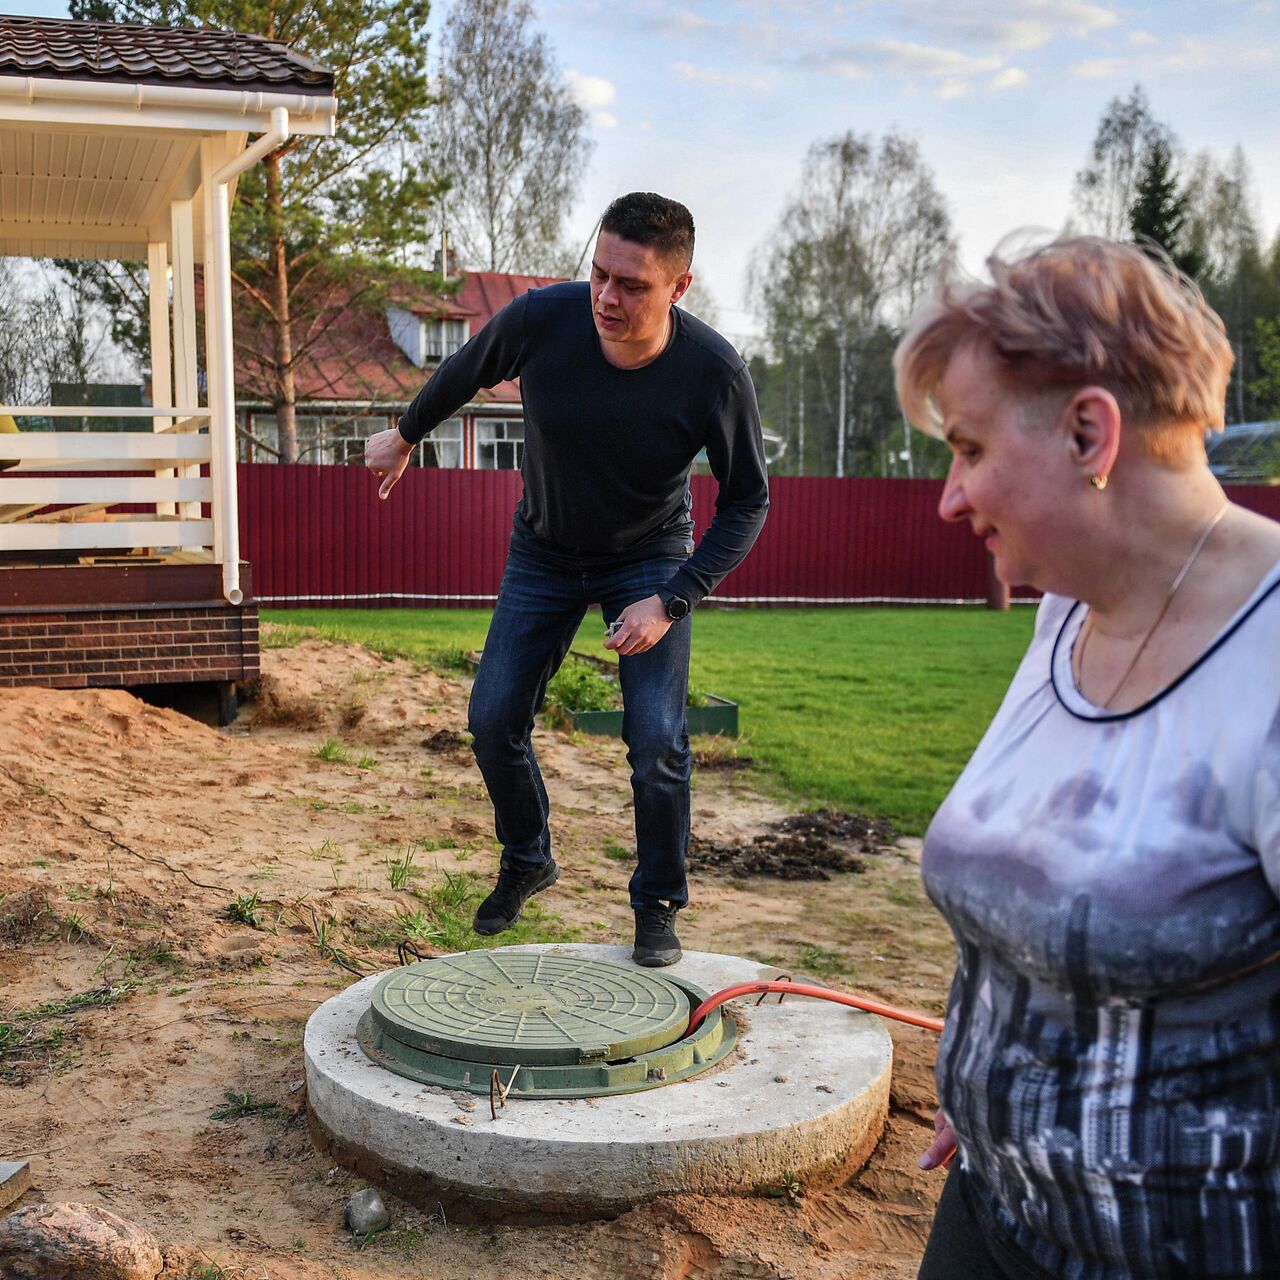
[894,236,1233,455]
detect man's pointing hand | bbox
[365,428,414,500]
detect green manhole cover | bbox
[356,953,737,1099]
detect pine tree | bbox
[68,0,447,461]
[1129,138,1203,279]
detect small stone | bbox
[816,1084,835,1094]
[452,1115,472,1126]
[773,1075,789,1084]
[344,1188,389,1237]
[0,1201,163,1280]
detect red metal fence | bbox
[237,463,1280,608]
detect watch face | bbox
[666,596,689,621]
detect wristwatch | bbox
[660,591,690,621]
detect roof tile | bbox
[0,15,332,95]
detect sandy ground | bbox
[0,633,958,1279]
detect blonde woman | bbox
[895,238,1280,1279]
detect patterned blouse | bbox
[923,560,1280,1279]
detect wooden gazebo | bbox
[0,16,335,714]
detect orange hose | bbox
[686,980,945,1035]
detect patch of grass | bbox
[602,840,632,861]
[393,870,580,954]
[20,984,132,1020]
[385,844,421,891]
[210,1090,281,1120]
[796,943,851,978]
[53,911,92,943]
[124,941,180,973]
[95,862,116,902]
[260,620,321,649]
[225,891,263,928]
[546,658,619,715]
[313,736,352,764]
[356,750,380,770]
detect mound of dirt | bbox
[689,810,897,880]
[0,886,50,945]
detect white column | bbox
[170,198,200,523]
[147,239,174,517]
[200,138,228,572]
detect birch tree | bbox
[753,131,952,476]
[426,0,591,274]
[1073,85,1172,238]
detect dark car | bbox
[1206,421,1280,484]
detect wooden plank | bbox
[0,433,210,461]
[0,406,208,418]
[0,519,212,552]
[0,476,210,504]
[20,503,113,524]
[0,502,110,525]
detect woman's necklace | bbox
[1075,501,1231,710]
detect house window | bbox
[476,419,523,470]
[241,414,392,465]
[416,417,464,468]
[424,318,467,361]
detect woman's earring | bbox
[1089,472,1108,491]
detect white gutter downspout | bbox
[208,106,289,606]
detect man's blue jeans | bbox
[467,535,692,910]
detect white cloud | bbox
[989,66,1029,89]
[806,38,1000,79]
[874,38,1002,76]
[1127,29,1158,45]
[895,0,1120,54]
[936,78,971,99]
[672,61,771,92]
[1161,32,1280,72]
[594,111,618,130]
[1071,57,1121,77]
[565,70,617,110]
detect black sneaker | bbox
[473,859,560,936]
[633,903,682,967]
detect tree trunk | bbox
[835,339,847,478]
[797,348,805,477]
[265,151,299,463]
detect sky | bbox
[6,0,1280,349]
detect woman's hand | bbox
[919,1110,957,1171]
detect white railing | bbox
[0,406,213,554]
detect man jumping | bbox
[365,192,768,966]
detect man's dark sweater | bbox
[396,281,769,608]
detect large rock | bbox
[0,1202,162,1280]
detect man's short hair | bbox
[894,235,1234,456]
[600,192,695,271]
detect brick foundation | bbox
[0,563,259,690]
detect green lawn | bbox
[263,606,1036,834]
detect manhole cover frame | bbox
[356,955,737,1099]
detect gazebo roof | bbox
[0,15,336,260]
[0,15,332,95]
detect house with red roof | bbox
[235,266,565,470]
